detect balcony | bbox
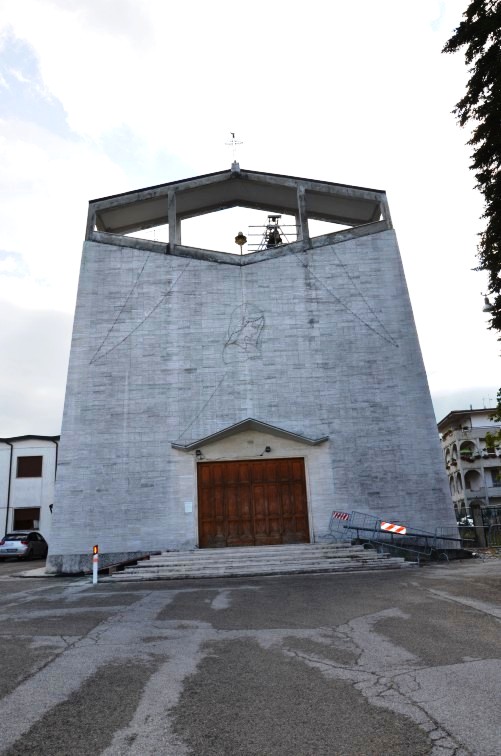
[456,453,500,465]
[464,487,501,500]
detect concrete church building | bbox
[47,164,456,573]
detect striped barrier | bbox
[332,511,350,521]
[381,521,407,535]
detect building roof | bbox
[0,435,60,444]
[437,409,497,429]
[90,165,387,236]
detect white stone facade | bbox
[47,168,457,572]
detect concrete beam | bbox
[168,191,178,247]
[297,186,309,241]
[91,169,387,236]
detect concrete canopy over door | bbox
[197,458,310,548]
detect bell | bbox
[234,231,247,251]
[482,296,494,313]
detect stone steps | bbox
[135,543,364,567]
[105,543,416,582]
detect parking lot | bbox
[0,557,47,577]
[0,556,500,755]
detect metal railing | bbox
[436,525,483,549]
[438,524,501,549]
[329,511,462,562]
[488,524,501,547]
[329,510,501,553]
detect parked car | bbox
[0,532,48,560]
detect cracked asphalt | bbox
[0,557,500,755]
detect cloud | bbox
[0,250,28,276]
[0,116,130,311]
[0,0,468,170]
[0,301,73,435]
[0,32,70,136]
[0,0,497,439]
[432,386,500,422]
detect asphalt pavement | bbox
[0,556,500,755]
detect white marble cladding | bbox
[48,228,456,569]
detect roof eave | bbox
[172,418,329,451]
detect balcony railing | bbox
[464,487,501,500]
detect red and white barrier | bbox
[381,521,407,535]
[332,511,350,521]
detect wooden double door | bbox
[197,458,310,548]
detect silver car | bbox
[0,532,48,560]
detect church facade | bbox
[47,166,457,573]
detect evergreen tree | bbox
[443,0,501,331]
[444,1,501,435]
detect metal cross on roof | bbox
[225,131,243,162]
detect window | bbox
[13,508,40,530]
[492,469,501,488]
[16,456,43,478]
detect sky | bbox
[0,0,499,436]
